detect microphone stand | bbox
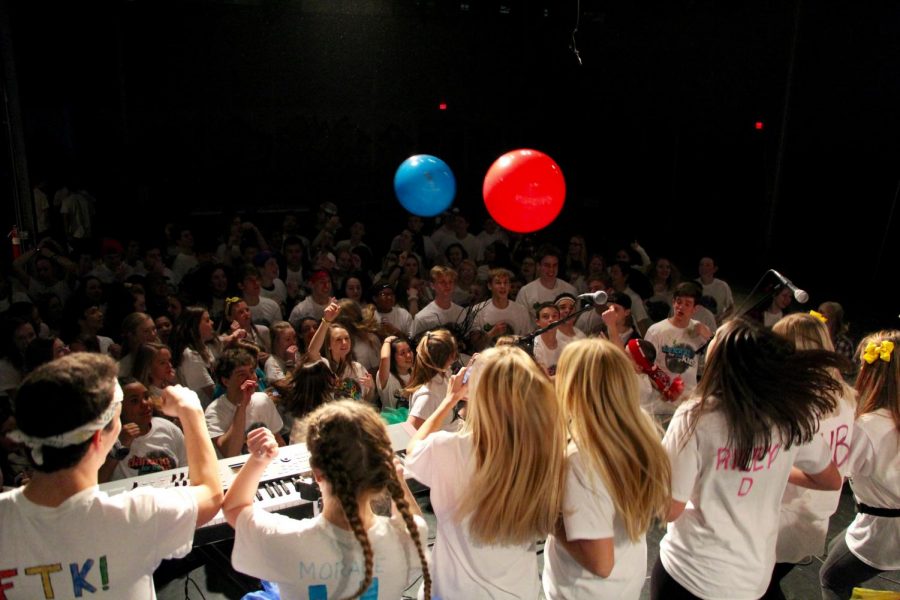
[730,269,792,325]
[516,303,600,355]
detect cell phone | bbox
[461,355,478,384]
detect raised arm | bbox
[631,240,651,267]
[158,385,224,526]
[223,427,278,527]
[377,336,397,389]
[406,368,468,454]
[306,299,339,362]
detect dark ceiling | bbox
[2,0,898,328]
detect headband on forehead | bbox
[7,382,123,466]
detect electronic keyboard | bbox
[98,422,418,545]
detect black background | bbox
[3,0,898,330]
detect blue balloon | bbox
[393,155,456,217]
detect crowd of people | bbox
[0,196,897,599]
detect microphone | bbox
[770,270,809,304]
[577,290,608,305]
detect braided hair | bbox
[305,400,431,599]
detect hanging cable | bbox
[570,0,583,65]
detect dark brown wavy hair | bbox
[687,317,842,468]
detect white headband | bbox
[7,382,123,465]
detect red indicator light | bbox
[754,121,764,130]
[439,102,448,111]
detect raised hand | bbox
[119,422,142,447]
[246,427,278,462]
[157,384,203,417]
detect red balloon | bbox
[482,149,566,233]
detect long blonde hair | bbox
[457,345,566,545]
[773,313,857,413]
[555,338,671,541]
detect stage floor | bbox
[158,481,900,600]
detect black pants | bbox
[760,562,796,600]
[649,557,702,600]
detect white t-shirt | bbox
[844,408,900,570]
[26,278,72,305]
[176,348,214,398]
[59,192,93,240]
[404,432,542,600]
[351,334,380,372]
[376,307,413,337]
[111,417,188,481]
[205,392,284,444]
[452,233,483,263]
[288,296,329,326]
[377,371,410,410]
[98,335,115,356]
[232,509,427,600]
[264,355,290,384]
[429,227,456,255]
[260,279,288,307]
[516,278,577,322]
[470,299,533,337]
[409,301,464,338]
[246,324,272,353]
[622,287,649,325]
[543,445,647,600]
[248,297,283,327]
[693,305,718,334]
[533,335,562,377]
[117,353,136,378]
[763,310,783,328]
[409,374,456,431]
[171,252,197,286]
[477,229,509,249]
[660,400,832,600]
[697,278,734,317]
[644,319,706,397]
[284,267,303,289]
[0,485,197,599]
[556,328,586,350]
[636,375,666,423]
[89,263,134,285]
[776,396,855,562]
[451,284,474,307]
[323,358,370,402]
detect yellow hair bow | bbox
[225,296,242,305]
[863,341,894,364]
[808,310,828,324]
